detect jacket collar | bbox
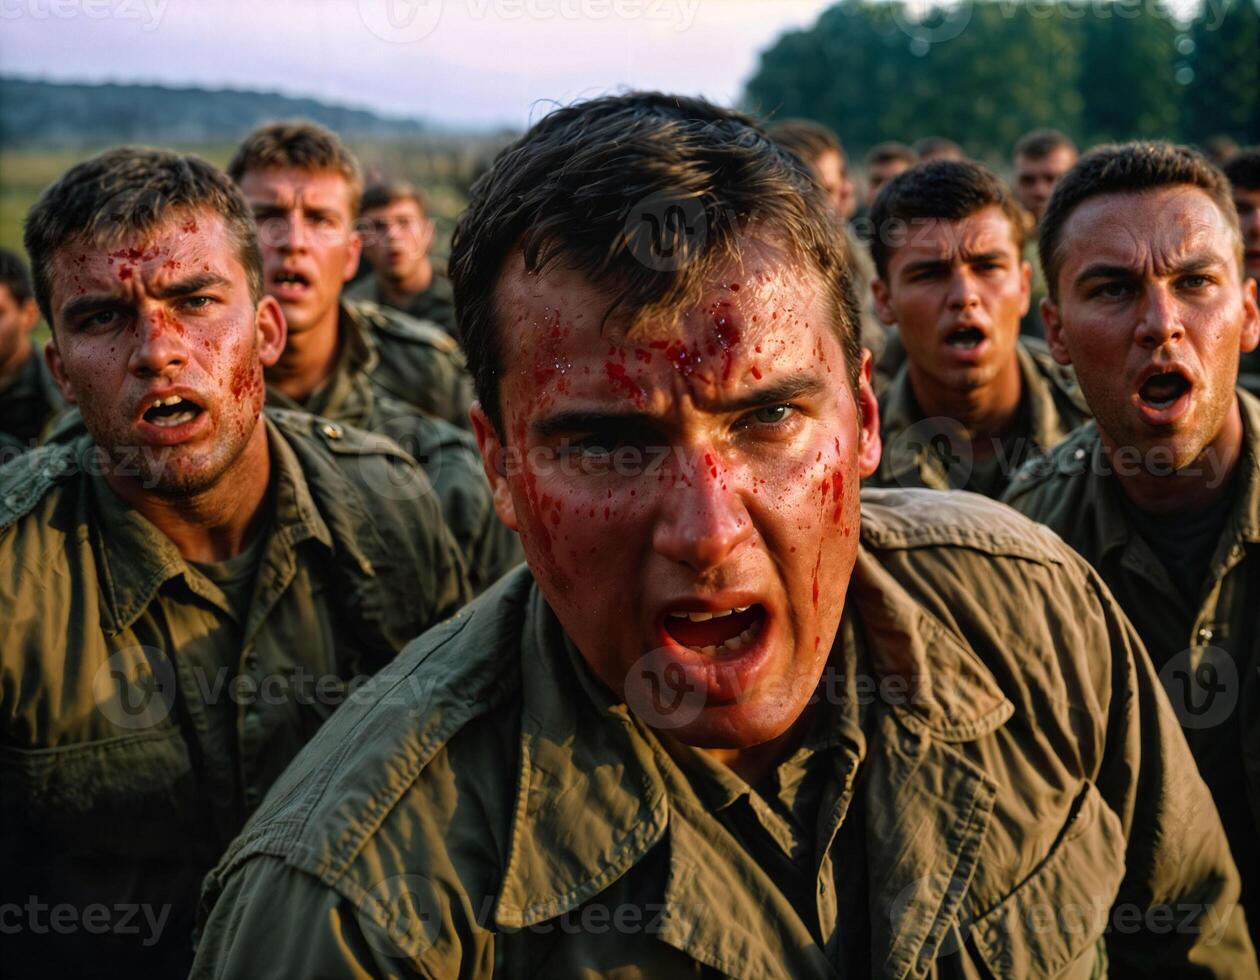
[92,417,331,636]
[1083,389,1260,569]
[265,302,379,429]
[876,341,1072,490]
[494,535,1011,963]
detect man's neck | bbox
[267,304,342,403]
[1110,398,1247,516]
[0,335,33,390]
[908,353,1024,458]
[697,706,817,790]
[103,422,273,564]
[379,257,433,307]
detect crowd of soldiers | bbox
[0,94,1258,978]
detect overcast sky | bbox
[1,0,834,129]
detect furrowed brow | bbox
[151,273,231,300]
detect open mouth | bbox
[142,395,204,429]
[1138,371,1191,409]
[945,326,985,350]
[272,270,311,294]
[663,604,766,655]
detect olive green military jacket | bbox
[341,298,473,429]
[268,301,522,594]
[346,268,458,339]
[1004,389,1260,950]
[0,410,470,976]
[869,339,1090,497]
[193,490,1252,979]
[0,346,65,455]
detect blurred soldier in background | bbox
[861,141,917,202]
[1225,147,1260,394]
[912,136,964,162]
[767,119,888,375]
[229,122,521,593]
[866,160,1089,497]
[346,180,459,339]
[0,247,63,453]
[1005,142,1260,947]
[229,122,471,428]
[1,147,468,976]
[1012,129,1079,341]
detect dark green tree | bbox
[1181,0,1260,144]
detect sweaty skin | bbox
[237,168,361,403]
[45,209,286,562]
[872,205,1031,451]
[1043,187,1260,514]
[472,240,881,782]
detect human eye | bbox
[1089,280,1134,301]
[738,404,799,432]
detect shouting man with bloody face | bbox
[1005,141,1260,951]
[0,149,469,976]
[195,96,1252,977]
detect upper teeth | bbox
[152,395,184,408]
[669,605,750,621]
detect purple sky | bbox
[1,0,833,129]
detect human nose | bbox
[1134,284,1185,350]
[946,266,980,311]
[128,305,188,379]
[652,449,754,573]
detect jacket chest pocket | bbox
[0,725,209,861]
[967,783,1125,979]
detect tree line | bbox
[743,0,1260,161]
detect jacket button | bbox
[320,423,343,440]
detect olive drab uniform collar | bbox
[265,301,383,431]
[487,544,1014,976]
[874,339,1088,491]
[86,421,332,639]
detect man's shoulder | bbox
[0,436,89,536]
[266,405,416,462]
[203,569,534,896]
[349,298,461,358]
[1002,422,1101,518]
[860,485,1073,567]
[1018,338,1091,420]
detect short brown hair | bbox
[1039,141,1240,301]
[913,137,964,162]
[1224,148,1260,191]
[361,180,428,217]
[865,142,917,169]
[765,119,843,170]
[0,248,33,306]
[867,159,1026,281]
[449,92,861,435]
[227,120,364,214]
[24,147,262,326]
[1014,128,1077,162]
